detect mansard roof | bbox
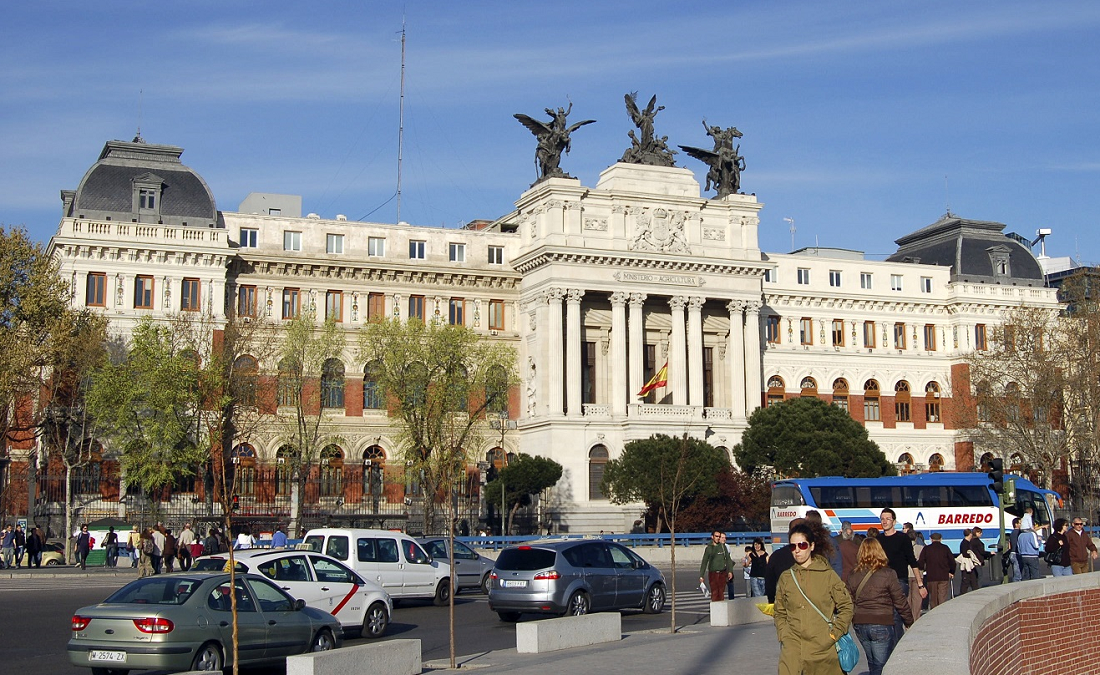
[886,214,1045,286]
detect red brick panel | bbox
[971,589,1100,675]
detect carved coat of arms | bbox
[630,208,690,253]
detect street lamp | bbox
[497,410,508,536]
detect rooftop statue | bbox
[514,102,596,183]
[619,92,676,167]
[679,120,746,198]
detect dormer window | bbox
[988,245,1012,279]
[131,172,164,221]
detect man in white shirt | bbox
[151,525,166,574]
[176,523,196,571]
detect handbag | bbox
[1044,547,1063,566]
[789,568,860,673]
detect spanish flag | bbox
[637,362,668,398]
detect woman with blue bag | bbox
[845,537,913,675]
[774,522,855,674]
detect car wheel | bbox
[45,559,59,566]
[191,642,223,671]
[311,628,336,652]
[432,579,451,606]
[362,601,389,638]
[480,572,492,595]
[643,583,666,614]
[497,611,522,622]
[565,591,590,616]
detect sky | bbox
[3,2,1100,262]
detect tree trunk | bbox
[507,500,522,536]
[288,472,302,538]
[64,463,74,565]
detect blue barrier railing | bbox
[452,531,768,552]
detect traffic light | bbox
[988,458,1004,494]
[1003,477,1017,507]
[231,494,240,512]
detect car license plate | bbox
[89,650,126,663]
[502,580,527,588]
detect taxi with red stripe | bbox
[193,549,392,638]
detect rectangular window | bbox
[831,319,844,347]
[642,344,656,403]
[975,324,988,350]
[238,285,257,318]
[864,397,881,422]
[325,290,343,322]
[181,278,201,311]
[894,322,906,349]
[240,228,258,248]
[282,288,300,319]
[863,321,876,348]
[703,347,714,408]
[449,242,465,262]
[326,233,344,254]
[489,299,505,331]
[409,240,426,259]
[896,401,912,422]
[283,231,301,252]
[797,268,811,285]
[829,270,841,287]
[582,341,596,404]
[268,208,281,216]
[367,237,385,257]
[920,276,933,293]
[890,274,903,292]
[367,292,385,322]
[488,245,504,265]
[134,275,154,309]
[408,295,425,321]
[860,272,873,290]
[927,399,942,423]
[763,268,776,283]
[799,318,813,345]
[448,298,465,325]
[924,324,937,351]
[139,189,156,209]
[766,315,781,344]
[86,272,106,307]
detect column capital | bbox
[628,292,647,306]
[726,299,746,314]
[744,299,762,314]
[609,291,630,306]
[566,288,585,304]
[545,288,566,303]
[669,295,687,311]
[687,296,705,312]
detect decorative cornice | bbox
[511,247,768,277]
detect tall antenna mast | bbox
[396,19,406,224]
[784,217,796,251]
[134,89,145,143]
[944,175,952,216]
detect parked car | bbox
[42,540,66,566]
[191,549,392,638]
[68,572,342,673]
[301,528,452,605]
[417,537,496,594]
[487,539,666,622]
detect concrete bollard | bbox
[710,597,774,627]
[285,639,421,675]
[516,612,622,654]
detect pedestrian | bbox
[1016,522,1043,580]
[26,526,44,569]
[1,525,15,569]
[1007,517,1023,582]
[1045,518,1073,577]
[75,524,92,570]
[235,526,256,550]
[1066,517,1098,574]
[720,533,738,599]
[127,525,141,568]
[138,529,155,578]
[699,530,734,602]
[151,525,165,574]
[766,519,804,603]
[907,530,925,619]
[14,524,26,568]
[204,528,221,556]
[1020,506,1034,532]
[957,528,987,594]
[176,523,195,571]
[774,522,853,675]
[846,537,913,675]
[271,525,288,549]
[836,522,860,583]
[103,526,119,568]
[876,509,925,647]
[163,529,176,573]
[917,532,955,609]
[745,537,769,598]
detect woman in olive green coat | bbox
[774,523,854,675]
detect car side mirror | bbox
[293,598,306,612]
[472,553,480,560]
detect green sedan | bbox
[68,572,342,674]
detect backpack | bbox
[141,538,154,555]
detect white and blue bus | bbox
[770,473,1062,553]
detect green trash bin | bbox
[85,549,107,567]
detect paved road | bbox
[0,562,721,673]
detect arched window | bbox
[863,379,880,422]
[232,443,257,496]
[976,381,992,422]
[928,453,945,472]
[363,446,385,499]
[275,445,294,496]
[925,382,941,423]
[447,364,469,412]
[979,452,995,472]
[800,377,818,397]
[363,362,384,410]
[1005,382,1021,422]
[589,445,609,501]
[832,378,849,414]
[894,380,911,422]
[897,452,914,474]
[767,375,785,407]
[277,358,297,407]
[321,359,345,409]
[319,445,344,497]
[232,355,258,407]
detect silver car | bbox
[417,538,496,594]
[487,540,666,621]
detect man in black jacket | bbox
[918,532,956,609]
[765,518,805,603]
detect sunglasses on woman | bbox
[791,541,811,550]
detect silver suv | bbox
[487,539,666,621]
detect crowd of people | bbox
[0,523,46,569]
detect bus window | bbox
[903,486,946,508]
[869,486,899,509]
[771,485,805,507]
[948,485,994,507]
[1011,490,1050,526]
[809,486,854,508]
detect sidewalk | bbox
[0,563,138,580]
[424,621,781,674]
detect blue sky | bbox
[3,2,1100,262]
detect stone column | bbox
[743,300,763,415]
[670,296,688,405]
[546,289,565,416]
[628,293,646,405]
[727,300,746,421]
[566,288,584,416]
[610,292,629,416]
[687,296,705,407]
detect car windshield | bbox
[192,558,245,573]
[105,577,205,605]
[495,548,556,571]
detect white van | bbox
[301,528,452,605]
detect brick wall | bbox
[970,588,1100,675]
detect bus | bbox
[770,473,1062,553]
